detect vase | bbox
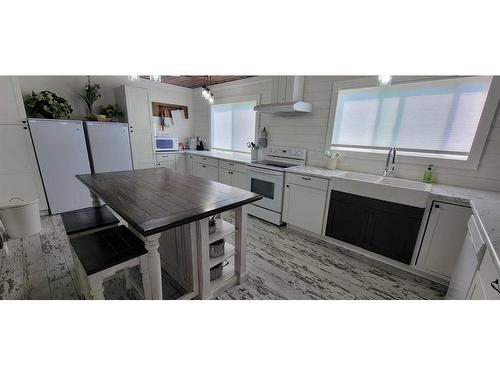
[326,158,338,170]
[251,149,259,161]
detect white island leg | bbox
[142,233,163,300]
[235,205,248,283]
[196,218,211,299]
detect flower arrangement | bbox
[74,76,101,120]
[24,91,73,119]
[98,104,124,122]
[325,150,341,170]
[325,150,341,159]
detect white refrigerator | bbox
[84,121,133,173]
[29,119,92,214]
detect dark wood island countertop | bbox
[76,168,261,236]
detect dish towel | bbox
[171,110,187,127]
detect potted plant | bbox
[74,76,101,120]
[24,91,73,119]
[97,104,124,122]
[325,150,341,170]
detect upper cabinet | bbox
[0,77,27,125]
[115,85,155,169]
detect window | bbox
[211,100,257,153]
[329,76,493,161]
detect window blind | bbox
[331,76,491,155]
[211,101,256,153]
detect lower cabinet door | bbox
[193,162,206,178]
[186,155,194,175]
[325,190,424,265]
[218,168,232,186]
[416,202,471,278]
[325,191,370,248]
[467,271,486,300]
[205,165,219,181]
[232,171,247,190]
[285,184,326,235]
[157,161,175,169]
[363,206,423,265]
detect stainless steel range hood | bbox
[254,76,312,114]
[253,101,312,113]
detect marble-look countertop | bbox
[157,150,252,164]
[287,165,500,273]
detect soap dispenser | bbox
[422,164,433,183]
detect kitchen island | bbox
[76,168,261,299]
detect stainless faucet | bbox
[383,147,397,177]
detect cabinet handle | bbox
[286,184,290,188]
[491,279,500,294]
[130,130,134,133]
[22,120,26,123]
[23,126,28,129]
[434,204,440,208]
[202,165,206,168]
[302,177,311,181]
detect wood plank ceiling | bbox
[139,75,253,88]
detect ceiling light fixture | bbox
[128,75,139,81]
[378,75,392,86]
[150,75,161,82]
[201,76,214,104]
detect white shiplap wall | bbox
[194,76,500,192]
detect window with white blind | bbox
[211,100,257,153]
[329,76,493,163]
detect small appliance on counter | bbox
[196,136,208,151]
[155,137,179,152]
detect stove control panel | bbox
[267,146,307,162]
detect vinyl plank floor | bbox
[0,211,447,300]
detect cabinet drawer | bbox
[286,173,329,191]
[156,153,177,162]
[193,155,218,167]
[219,160,246,173]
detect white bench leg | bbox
[88,275,105,300]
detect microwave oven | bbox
[155,137,179,152]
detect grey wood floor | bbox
[0,212,447,300]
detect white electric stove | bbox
[246,146,307,225]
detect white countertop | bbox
[157,150,252,164]
[287,165,500,273]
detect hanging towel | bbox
[171,109,187,127]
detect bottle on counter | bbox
[422,164,433,183]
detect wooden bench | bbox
[61,206,120,239]
[70,226,151,299]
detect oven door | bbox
[246,166,284,213]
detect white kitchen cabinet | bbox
[467,250,500,300]
[0,77,26,125]
[282,173,328,235]
[232,171,247,190]
[157,161,175,170]
[185,154,194,175]
[0,125,47,210]
[193,162,218,181]
[416,201,471,279]
[218,165,247,190]
[115,85,155,170]
[219,168,233,186]
[175,154,185,173]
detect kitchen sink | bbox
[331,172,431,208]
[337,171,383,183]
[378,177,431,192]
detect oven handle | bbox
[245,166,284,176]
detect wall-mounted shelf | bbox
[152,101,189,119]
